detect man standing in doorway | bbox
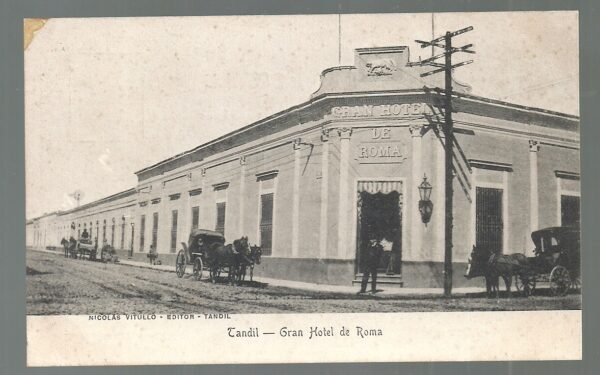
[358,234,383,294]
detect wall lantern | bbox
[418,174,433,225]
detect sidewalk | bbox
[29,247,487,297]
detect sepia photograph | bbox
[23,11,581,365]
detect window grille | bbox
[475,187,503,253]
[561,195,580,227]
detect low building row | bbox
[27,45,580,287]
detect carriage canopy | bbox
[187,229,225,253]
[531,226,580,256]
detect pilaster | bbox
[292,139,301,257]
[337,127,353,258]
[319,129,330,259]
[529,139,540,255]
[409,123,425,261]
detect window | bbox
[256,171,277,256]
[139,215,146,252]
[130,224,135,250]
[102,220,106,243]
[191,206,200,230]
[260,193,274,256]
[216,202,226,235]
[561,195,580,227]
[121,220,126,249]
[213,182,228,235]
[152,212,159,249]
[170,210,178,253]
[111,219,115,247]
[475,187,503,253]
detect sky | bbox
[24,12,579,219]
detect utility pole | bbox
[415,26,475,297]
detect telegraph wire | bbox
[498,74,577,101]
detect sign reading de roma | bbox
[357,142,407,164]
[331,103,428,118]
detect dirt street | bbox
[26,250,581,315]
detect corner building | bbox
[27,46,580,288]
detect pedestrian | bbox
[381,237,395,275]
[358,235,383,294]
[148,244,158,265]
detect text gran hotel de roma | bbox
[27,46,580,288]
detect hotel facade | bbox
[26,46,580,287]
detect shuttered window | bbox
[260,193,274,256]
[191,206,199,230]
[170,210,178,253]
[215,202,226,235]
[152,212,159,249]
[139,215,146,252]
[475,187,503,253]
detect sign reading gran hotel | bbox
[331,103,429,118]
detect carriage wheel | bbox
[175,250,186,278]
[550,266,571,297]
[193,258,203,281]
[515,274,536,297]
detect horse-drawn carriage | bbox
[515,226,581,297]
[61,237,118,263]
[175,229,262,284]
[465,225,581,297]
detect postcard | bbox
[25,12,581,366]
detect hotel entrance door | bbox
[356,181,403,275]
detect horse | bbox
[239,244,262,283]
[464,245,530,298]
[60,238,69,258]
[204,240,243,285]
[66,236,78,259]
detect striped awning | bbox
[357,181,402,194]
